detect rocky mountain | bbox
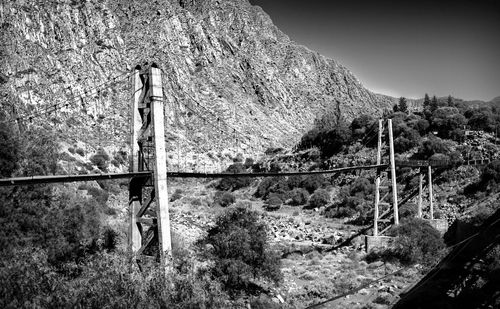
[0,0,394,172]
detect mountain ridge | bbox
[1,0,394,170]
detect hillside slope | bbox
[0,0,394,170]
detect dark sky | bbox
[248,0,500,101]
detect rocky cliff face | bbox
[0,0,394,172]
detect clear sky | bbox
[248,0,500,101]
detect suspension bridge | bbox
[0,63,492,267]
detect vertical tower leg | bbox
[373,119,383,236]
[388,119,399,225]
[129,68,143,253]
[418,171,423,219]
[428,165,434,220]
[149,66,172,266]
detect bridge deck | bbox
[0,164,388,187]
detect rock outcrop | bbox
[0,0,395,171]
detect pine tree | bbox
[430,95,438,112]
[447,95,454,106]
[423,93,431,110]
[393,104,399,112]
[399,97,408,113]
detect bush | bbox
[267,193,283,206]
[255,177,276,198]
[481,160,500,187]
[68,147,76,154]
[113,150,127,165]
[200,207,282,294]
[288,188,310,206]
[217,163,252,191]
[296,113,353,157]
[324,201,357,219]
[389,218,445,266]
[286,175,303,189]
[170,189,183,202]
[254,177,289,201]
[351,114,376,140]
[349,177,374,198]
[394,127,420,153]
[0,249,229,308]
[214,191,236,207]
[75,148,85,156]
[308,189,330,208]
[244,157,254,169]
[399,203,418,219]
[90,148,110,171]
[301,174,324,194]
[414,135,449,159]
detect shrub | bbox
[191,198,202,206]
[254,177,289,201]
[170,189,183,202]
[0,249,229,308]
[324,201,357,219]
[296,113,353,156]
[75,148,85,156]
[413,119,430,135]
[217,163,251,191]
[286,175,303,190]
[113,150,127,165]
[324,195,372,225]
[351,114,376,140]
[308,189,330,208]
[399,203,418,219]
[200,207,282,294]
[244,157,254,169]
[394,127,421,153]
[389,218,445,266]
[233,153,243,163]
[414,135,449,159]
[90,148,110,171]
[349,177,374,198]
[267,193,283,206]
[68,147,76,154]
[481,160,500,187]
[214,191,236,207]
[269,162,281,173]
[301,174,324,193]
[288,188,310,206]
[255,177,276,198]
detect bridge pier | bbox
[368,119,399,252]
[128,64,172,269]
[365,235,395,252]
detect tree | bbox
[393,104,400,112]
[398,97,408,113]
[447,95,454,106]
[423,93,431,110]
[430,95,439,112]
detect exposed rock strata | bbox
[0,0,394,171]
